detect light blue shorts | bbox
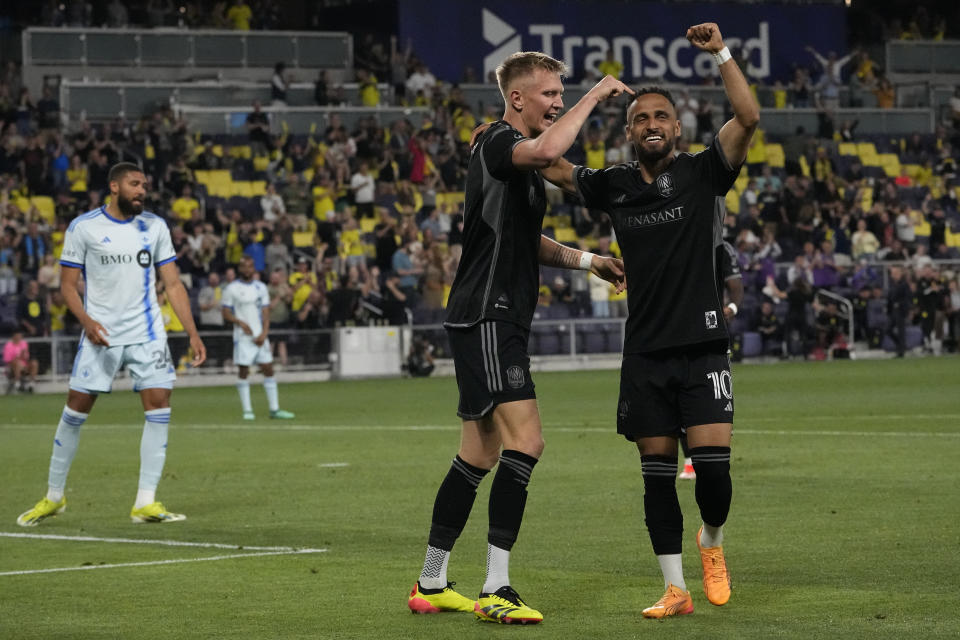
[69,337,176,394]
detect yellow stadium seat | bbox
[946,227,960,248]
[359,217,377,233]
[444,192,465,207]
[231,181,252,197]
[903,164,922,179]
[724,189,739,215]
[856,142,880,165]
[250,180,267,196]
[746,140,767,164]
[252,156,270,172]
[838,142,857,156]
[878,153,901,177]
[688,143,706,154]
[554,227,578,242]
[194,170,210,184]
[13,196,31,213]
[29,196,56,223]
[913,213,931,237]
[230,145,252,159]
[764,143,785,168]
[734,176,749,195]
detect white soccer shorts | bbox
[69,337,176,393]
[233,335,273,367]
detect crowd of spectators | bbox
[2,23,960,377]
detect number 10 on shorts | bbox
[706,370,732,400]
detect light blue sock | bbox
[263,377,279,412]
[237,380,252,413]
[47,406,88,502]
[138,409,170,504]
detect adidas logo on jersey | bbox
[101,236,111,243]
[724,401,733,412]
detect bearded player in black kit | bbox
[407,52,630,624]
[541,23,759,618]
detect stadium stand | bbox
[1,0,959,387]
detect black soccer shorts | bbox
[446,320,536,420]
[616,344,734,440]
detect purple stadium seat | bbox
[742,331,762,357]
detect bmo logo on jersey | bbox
[99,254,134,265]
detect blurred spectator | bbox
[886,265,911,357]
[267,269,292,366]
[406,334,435,377]
[18,279,47,337]
[3,331,38,394]
[260,183,285,222]
[271,62,290,106]
[246,101,271,152]
[197,272,225,332]
[227,0,252,30]
[17,222,47,278]
[756,300,783,356]
[106,0,129,27]
[350,161,376,218]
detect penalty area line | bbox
[0,548,326,577]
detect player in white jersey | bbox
[222,255,295,420]
[16,163,207,527]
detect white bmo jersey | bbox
[222,279,270,340]
[60,207,176,346]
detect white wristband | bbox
[726,302,738,316]
[579,251,595,271]
[713,46,732,66]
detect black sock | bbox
[487,449,539,551]
[641,454,683,555]
[690,446,732,527]
[427,455,490,551]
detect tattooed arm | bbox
[539,235,626,292]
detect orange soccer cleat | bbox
[697,526,731,606]
[641,584,694,619]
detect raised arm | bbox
[512,76,633,170]
[539,157,578,193]
[687,23,759,167]
[538,235,625,292]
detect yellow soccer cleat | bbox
[408,582,476,614]
[17,497,66,527]
[642,584,694,619]
[130,502,187,524]
[697,526,731,605]
[474,586,543,625]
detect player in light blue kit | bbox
[16,163,206,526]
[221,255,295,421]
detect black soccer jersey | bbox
[574,142,741,354]
[716,240,742,297]
[444,121,546,330]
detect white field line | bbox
[0,549,325,577]
[0,531,324,552]
[318,462,350,468]
[5,421,957,437]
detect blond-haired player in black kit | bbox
[540,23,759,618]
[407,52,631,624]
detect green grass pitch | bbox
[1,357,959,639]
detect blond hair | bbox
[496,51,568,100]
